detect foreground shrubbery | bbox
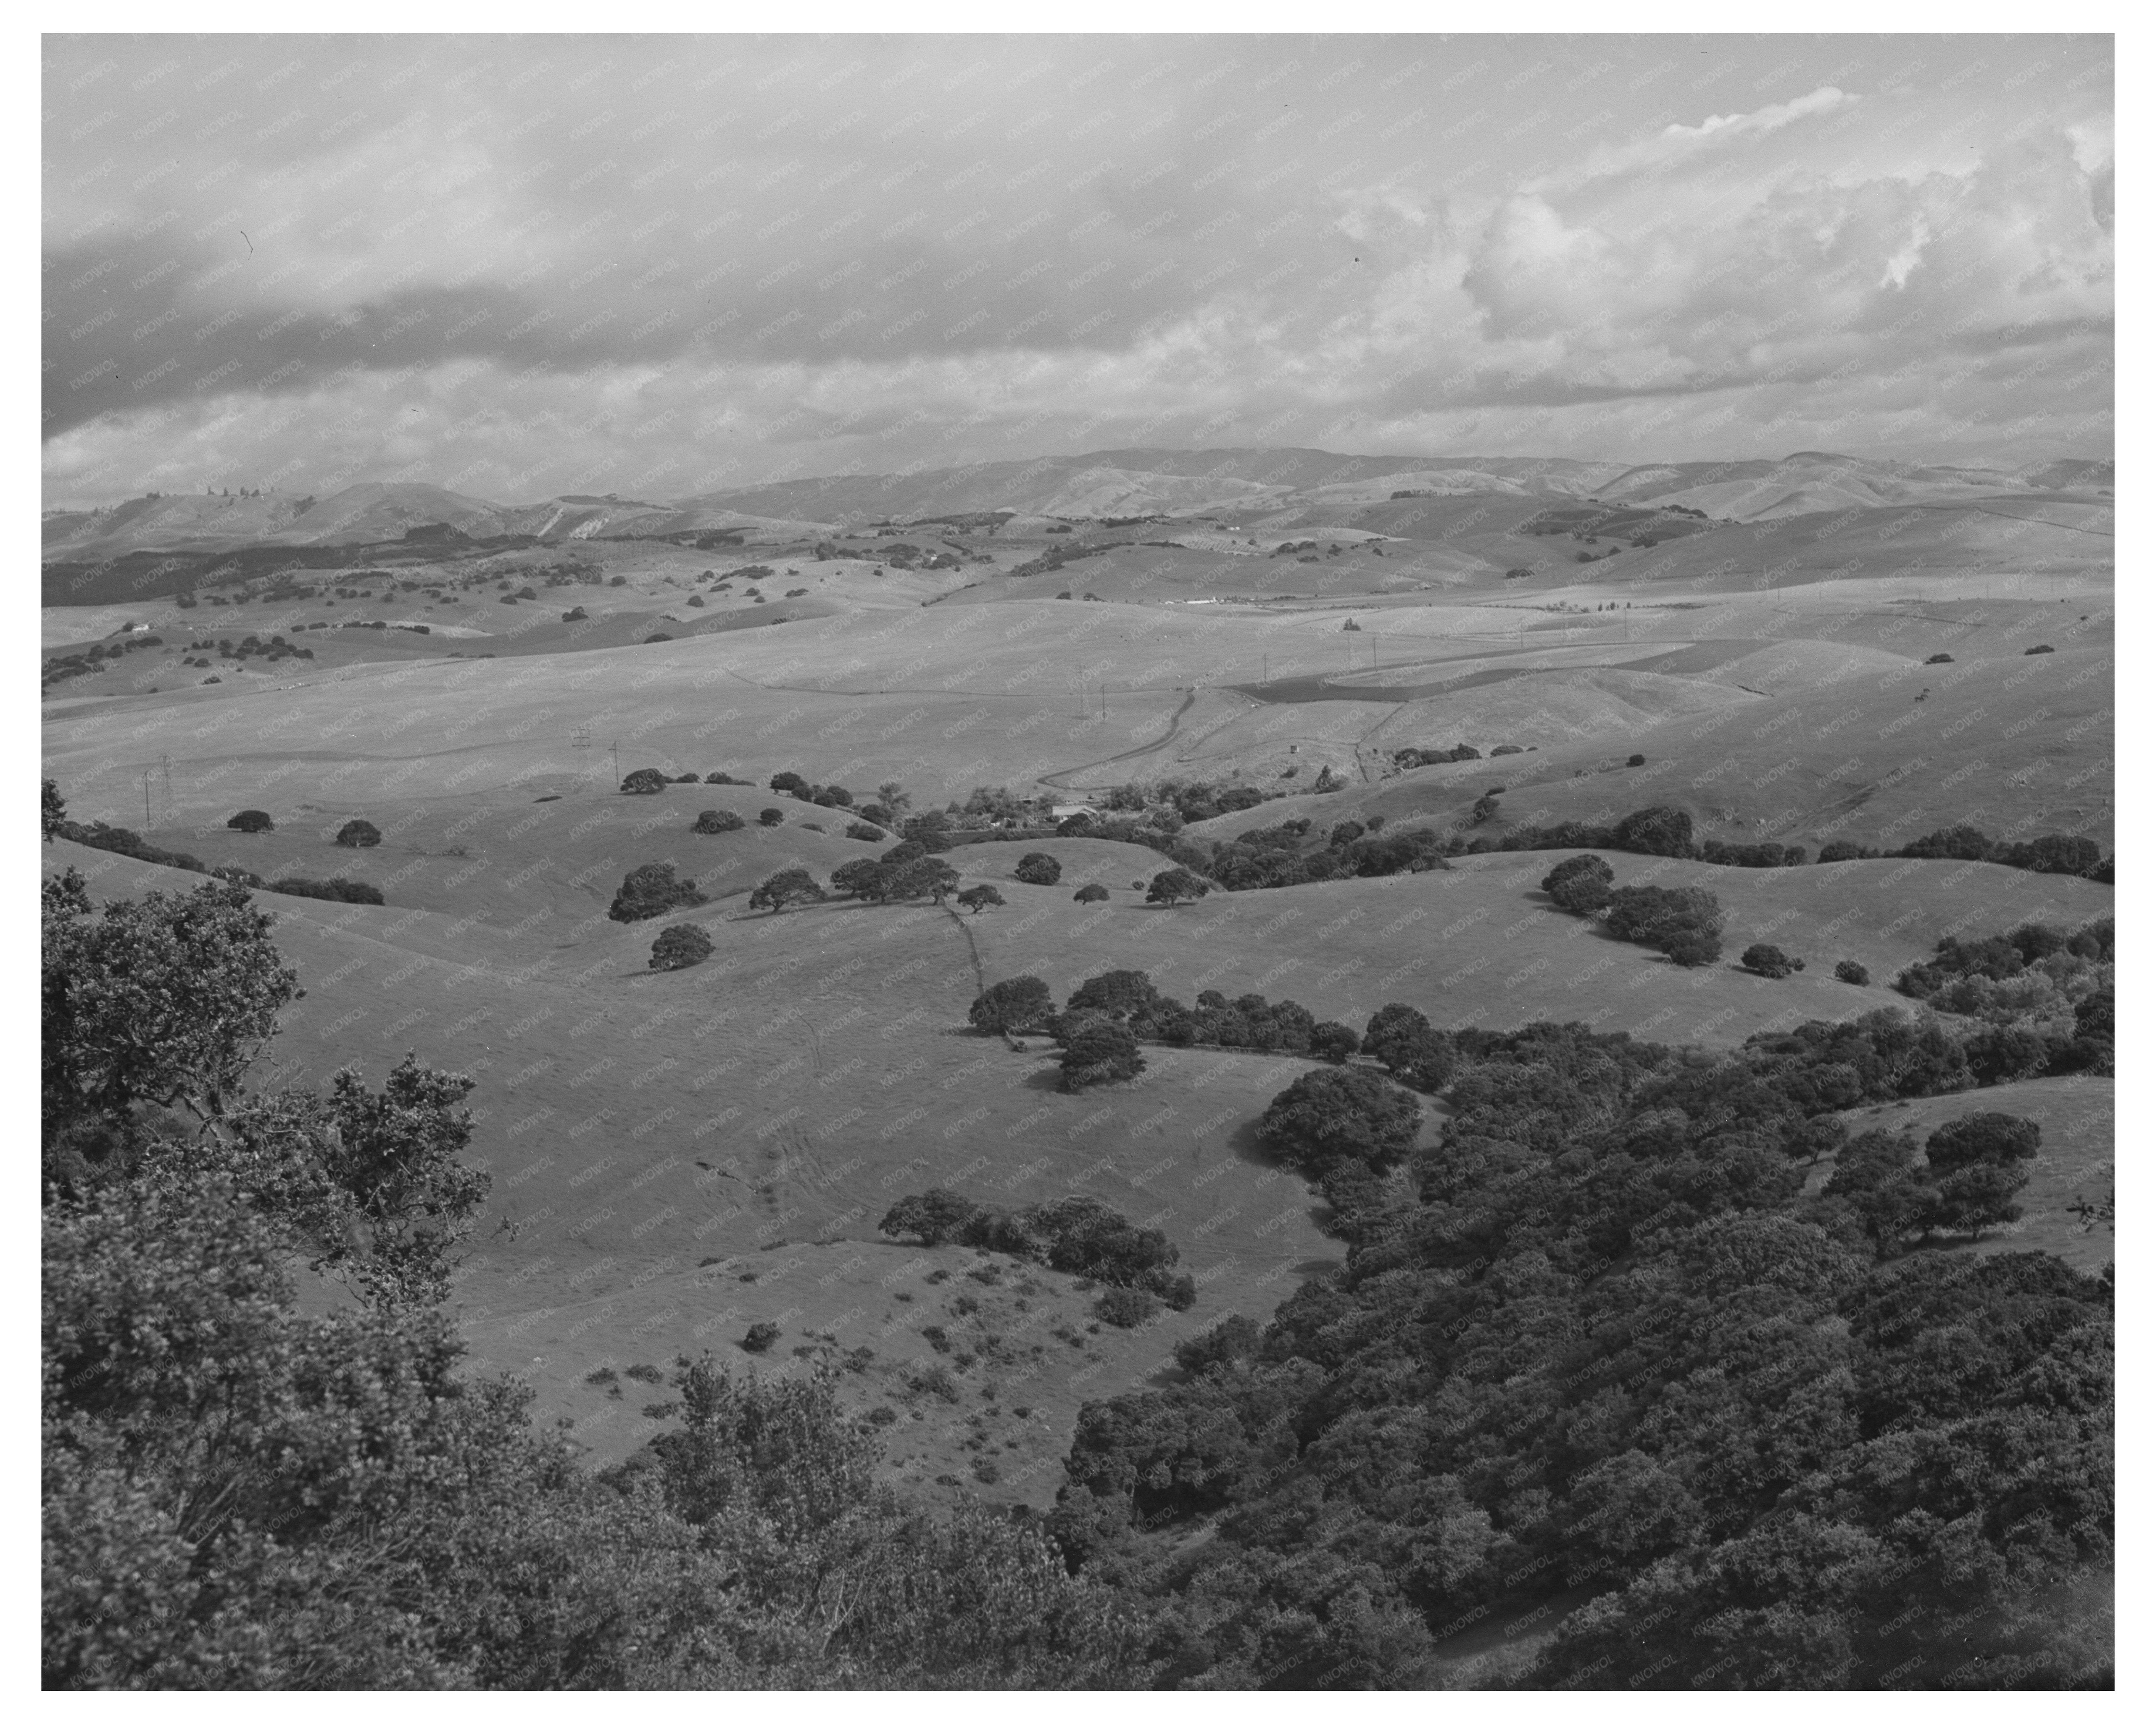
[42,866,1150,1689]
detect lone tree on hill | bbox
[885,858,961,904]
[334,819,382,848]
[1257,1065,1421,1178]
[955,884,1005,915]
[1073,882,1110,903]
[830,857,891,900]
[609,862,709,923]
[1059,1016,1147,1092]
[1013,853,1061,885]
[227,809,274,834]
[649,925,714,971]
[692,809,746,834]
[1542,853,1614,914]
[620,768,668,795]
[756,807,785,827]
[1145,867,1209,907]
[43,779,65,840]
[968,976,1053,1035]
[748,868,825,915]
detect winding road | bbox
[1036,688,1200,792]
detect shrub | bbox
[1604,884,1724,966]
[693,808,746,834]
[1059,1016,1146,1092]
[1817,841,1878,863]
[1834,959,1871,985]
[1094,1286,1158,1329]
[267,876,384,905]
[644,634,673,644]
[741,1322,781,1353]
[1013,852,1061,885]
[769,771,810,796]
[673,772,701,784]
[1925,652,1953,664]
[2024,644,2054,655]
[334,819,381,848]
[649,925,714,971]
[1542,853,1614,913]
[1627,753,1647,767]
[845,821,883,842]
[608,862,709,923]
[757,807,784,827]
[1073,882,1110,903]
[969,976,1054,1035]
[1257,1065,1421,1176]
[621,768,668,795]
[879,1189,981,1246]
[562,606,588,622]
[748,868,825,914]
[1740,943,1804,979]
[955,884,1005,915]
[227,809,274,834]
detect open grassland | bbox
[42,488,2114,1509]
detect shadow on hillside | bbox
[1224,1116,1287,1172]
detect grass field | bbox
[42,455,2113,1503]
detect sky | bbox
[42,33,2114,508]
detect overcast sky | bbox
[43,33,2112,507]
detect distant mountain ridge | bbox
[42,446,2112,564]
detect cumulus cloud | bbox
[41,36,2111,504]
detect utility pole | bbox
[142,768,153,829]
[609,741,620,789]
